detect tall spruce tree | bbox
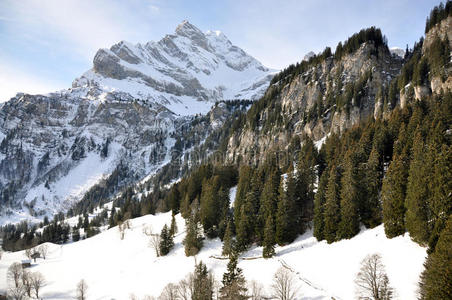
[217,187,231,240]
[313,170,328,241]
[200,177,221,238]
[323,166,341,243]
[419,215,452,300]
[222,219,234,257]
[183,213,203,256]
[276,173,298,245]
[296,137,317,233]
[193,261,214,300]
[170,213,178,237]
[220,254,248,300]
[364,145,383,228]
[259,167,280,240]
[427,143,452,250]
[405,128,430,245]
[338,152,360,239]
[159,224,174,256]
[263,215,276,258]
[382,150,409,238]
[382,125,409,238]
[236,199,255,251]
[234,166,253,234]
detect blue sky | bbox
[0,0,441,102]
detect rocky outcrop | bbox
[423,16,452,96]
[225,42,403,165]
[423,16,452,51]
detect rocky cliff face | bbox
[226,42,403,164]
[0,21,273,224]
[423,16,452,96]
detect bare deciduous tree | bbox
[38,244,49,260]
[159,283,179,300]
[8,285,27,300]
[124,219,131,229]
[30,271,46,299]
[118,221,126,240]
[76,279,88,300]
[25,248,32,260]
[271,267,299,300]
[142,225,153,236]
[21,270,32,298]
[129,293,138,300]
[149,233,162,257]
[355,253,393,300]
[7,262,23,288]
[249,280,266,300]
[177,274,194,300]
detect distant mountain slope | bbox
[0,21,274,224]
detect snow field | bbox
[0,210,426,299]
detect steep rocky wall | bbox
[226,43,402,165]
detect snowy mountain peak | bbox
[175,20,205,39]
[390,47,405,58]
[73,21,275,116]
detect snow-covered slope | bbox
[0,212,426,299]
[0,21,274,224]
[390,47,405,58]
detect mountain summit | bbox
[72,21,274,115]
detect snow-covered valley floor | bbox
[0,212,426,299]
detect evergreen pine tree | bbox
[258,167,280,239]
[419,215,452,300]
[275,174,298,245]
[170,213,178,237]
[323,166,341,243]
[364,145,383,228]
[382,125,409,238]
[296,137,317,233]
[234,166,253,234]
[405,128,430,245]
[159,224,174,256]
[168,185,181,214]
[222,219,234,257]
[200,177,221,238]
[263,215,276,258]
[217,187,231,240]
[382,149,409,238]
[313,170,328,241]
[193,261,214,300]
[219,254,248,300]
[338,153,360,239]
[235,199,254,251]
[183,213,203,256]
[72,227,80,242]
[427,144,452,250]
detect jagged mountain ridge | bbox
[72,20,275,116]
[0,21,273,224]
